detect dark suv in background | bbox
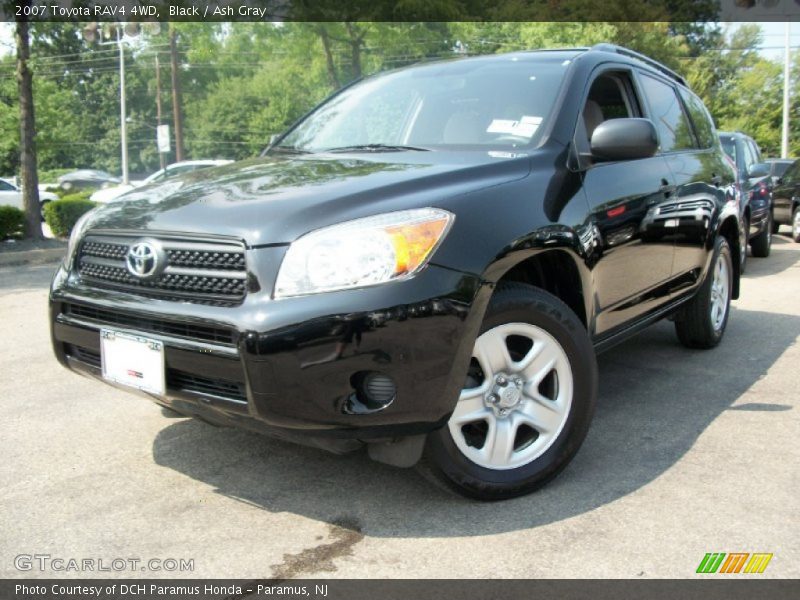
[50,45,740,500]
[719,131,773,261]
[770,158,800,241]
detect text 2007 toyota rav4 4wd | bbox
[50,45,741,500]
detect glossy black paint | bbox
[770,158,800,227]
[50,48,741,451]
[590,118,658,162]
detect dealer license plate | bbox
[100,329,165,396]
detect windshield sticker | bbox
[486,116,543,139]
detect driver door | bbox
[577,68,675,336]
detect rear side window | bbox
[742,140,757,170]
[720,136,736,162]
[747,139,762,162]
[678,88,716,149]
[0,180,15,191]
[639,73,695,152]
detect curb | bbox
[0,247,66,268]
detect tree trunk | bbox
[317,26,340,90]
[344,22,363,81]
[15,15,42,240]
[169,25,185,162]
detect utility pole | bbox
[169,26,184,162]
[781,22,791,158]
[15,13,42,240]
[155,55,166,170]
[117,27,129,184]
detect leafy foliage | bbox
[0,21,798,181]
[0,205,25,239]
[43,196,94,237]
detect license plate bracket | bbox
[100,329,165,396]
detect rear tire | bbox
[750,212,772,258]
[674,236,733,349]
[420,283,597,501]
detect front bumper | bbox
[49,256,485,446]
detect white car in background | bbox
[0,178,59,217]
[90,160,232,203]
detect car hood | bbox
[90,183,137,203]
[83,151,531,246]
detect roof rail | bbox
[590,43,687,86]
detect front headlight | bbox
[65,208,97,269]
[274,208,454,298]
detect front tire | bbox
[420,283,597,501]
[674,236,733,349]
[750,212,772,258]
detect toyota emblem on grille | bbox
[126,240,163,279]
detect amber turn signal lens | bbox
[388,217,450,276]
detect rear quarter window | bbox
[678,88,716,149]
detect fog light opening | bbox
[345,371,397,415]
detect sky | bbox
[734,21,799,61]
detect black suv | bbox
[50,44,740,500]
[718,131,773,261]
[770,158,800,241]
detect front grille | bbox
[658,199,714,217]
[78,234,247,304]
[65,303,236,346]
[67,345,101,368]
[167,371,247,404]
[65,344,246,405]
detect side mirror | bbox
[590,118,658,162]
[747,162,770,179]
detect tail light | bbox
[751,180,769,200]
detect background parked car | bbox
[0,178,59,218]
[770,158,800,242]
[764,158,795,186]
[90,160,233,203]
[718,131,773,261]
[57,169,120,192]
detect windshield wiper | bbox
[268,145,312,155]
[322,144,431,153]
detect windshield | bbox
[279,55,574,153]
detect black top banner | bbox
[3,0,800,22]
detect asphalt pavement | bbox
[1,234,798,579]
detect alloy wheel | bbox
[767,214,772,245]
[740,219,748,265]
[709,253,730,332]
[794,209,800,240]
[448,323,573,470]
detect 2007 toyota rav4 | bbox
[50,44,741,500]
